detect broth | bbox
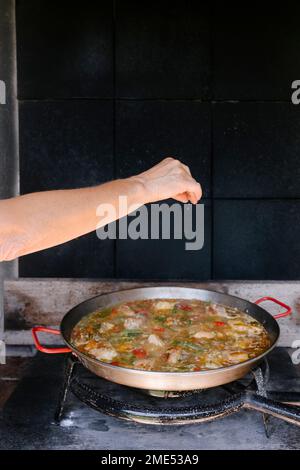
[71,298,271,372]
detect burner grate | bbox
[55,355,300,431]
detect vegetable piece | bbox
[176,341,204,352]
[116,343,132,353]
[176,303,193,311]
[154,315,166,323]
[132,348,147,359]
[120,329,142,337]
[215,321,225,327]
[136,310,149,317]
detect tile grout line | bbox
[210,5,214,281]
[112,0,117,279]
[210,106,214,281]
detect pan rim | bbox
[60,286,280,377]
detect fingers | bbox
[174,192,190,203]
[174,185,202,205]
[163,158,202,204]
[191,181,202,202]
[181,176,202,204]
[139,157,202,204]
[182,163,191,176]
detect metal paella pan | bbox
[32,286,292,391]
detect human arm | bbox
[0,158,202,261]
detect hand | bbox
[132,157,202,205]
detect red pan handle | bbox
[32,327,71,354]
[254,296,292,319]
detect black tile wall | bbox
[16,1,300,280]
[116,101,211,197]
[16,0,114,99]
[116,200,211,280]
[116,0,211,99]
[19,101,114,192]
[19,100,114,278]
[213,3,300,100]
[19,233,114,278]
[213,200,300,280]
[213,103,300,198]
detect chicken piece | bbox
[246,324,264,335]
[124,317,145,330]
[155,301,175,310]
[203,361,220,369]
[193,330,216,339]
[226,351,249,363]
[99,322,114,333]
[148,334,164,347]
[212,303,227,316]
[229,323,249,333]
[167,349,182,364]
[117,305,135,317]
[212,303,241,319]
[89,347,117,361]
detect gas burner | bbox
[55,355,300,432]
[141,389,203,398]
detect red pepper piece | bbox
[215,321,225,327]
[177,303,193,311]
[132,348,147,358]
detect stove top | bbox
[1,348,300,450]
[55,354,300,428]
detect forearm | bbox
[0,157,202,261]
[0,177,145,261]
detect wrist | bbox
[126,175,149,206]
